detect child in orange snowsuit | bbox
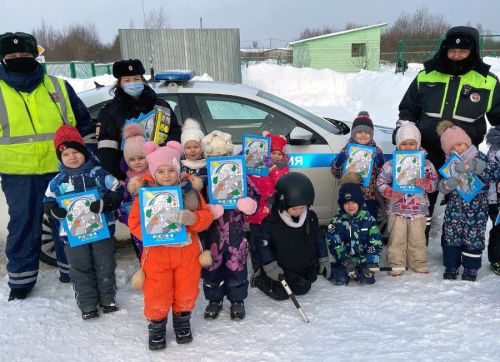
[128,140,213,351]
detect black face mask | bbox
[3,57,39,73]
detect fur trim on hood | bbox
[486,126,500,151]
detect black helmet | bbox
[274,172,315,212]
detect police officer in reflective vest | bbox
[397,26,500,241]
[0,32,93,301]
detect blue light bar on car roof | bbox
[154,70,194,82]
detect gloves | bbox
[342,259,358,279]
[438,178,458,195]
[165,210,197,226]
[361,263,378,278]
[89,191,122,214]
[455,159,486,175]
[263,260,284,282]
[208,204,224,220]
[198,250,213,268]
[44,201,67,220]
[236,197,257,215]
[414,178,434,192]
[383,188,404,201]
[318,256,331,279]
[263,155,275,168]
[335,151,348,167]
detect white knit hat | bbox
[201,130,234,156]
[180,118,205,147]
[396,121,421,149]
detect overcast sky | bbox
[1,0,499,49]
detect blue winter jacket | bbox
[326,208,382,266]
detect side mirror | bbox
[289,127,313,145]
[324,118,350,135]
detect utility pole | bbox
[269,37,272,50]
[200,17,203,29]
[141,0,147,28]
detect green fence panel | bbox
[44,61,113,78]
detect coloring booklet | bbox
[242,134,270,176]
[207,156,247,209]
[438,152,484,203]
[121,105,172,148]
[138,186,188,246]
[342,143,376,187]
[392,150,425,194]
[56,189,110,247]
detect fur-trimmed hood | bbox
[486,126,500,151]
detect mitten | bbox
[165,210,197,225]
[198,250,213,268]
[263,260,284,282]
[372,151,385,168]
[454,160,472,173]
[472,159,486,175]
[318,256,332,279]
[208,204,224,220]
[335,151,348,167]
[342,259,358,279]
[44,201,67,220]
[438,178,458,195]
[414,178,433,192]
[263,155,274,168]
[383,187,404,201]
[89,191,122,213]
[361,263,378,277]
[236,197,257,215]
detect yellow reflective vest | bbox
[0,75,76,174]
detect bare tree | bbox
[298,25,335,40]
[144,5,170,29]
[344,22,365,31]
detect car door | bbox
[186,94,335,223]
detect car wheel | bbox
[39,214,57,267]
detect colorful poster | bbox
[56,190,110,247]
[138,186,188,247]
[392,151,425,194]
[242,134,270,176]
[121,105,172,148]
[207,156,247,209]
[438,152,484,203]
[342,143,376,187]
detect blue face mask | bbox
[123,82,144,98]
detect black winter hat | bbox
[0,32,38,59]
[112,59,145,78]
[338,183,364,210]
[351,111,374,138]
[444,33,473,50]
[274,172,315,211]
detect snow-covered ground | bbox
[1,59,500,361]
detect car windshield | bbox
[257,90,340,134]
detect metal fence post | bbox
[91,62,96,77]
[70,62,76,78]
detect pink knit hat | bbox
[143,140,183,177]
[437,121,472,156]
[122,124,146,166]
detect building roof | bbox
[288,23,388,46]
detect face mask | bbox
[122,82,144,98]
[3,57,39,73]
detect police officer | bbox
[96,59,181,180]
[0,32,93,301]
[397,26,500,240]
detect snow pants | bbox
[64,237,116,311]
[443,244,482,270]
[387,215,427,271]
[253,271,311,301]
[1,173,69,289]
[488,205,500,264]
[142,240,201,321]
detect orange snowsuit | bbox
[128,173,213,321]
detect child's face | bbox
[287,205,306,217]
[184,140,203,161]
[155,165,179,186]
[451,142,469,155]
[270,151,284,162]
[354,131,371,145]
[128,155,147,173]
[61,148,85,169]
[398,139,418,151]
[343,201,359,216]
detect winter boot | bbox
[490,262,500,275]
[81,306,99,320]
[8,288,31,302]
[101,300,119,314]
[148,318,167,351]
[230,301,246,320]
[173,311,193,344]
[443,267,459,280]
[204,300,223,320]
[462,268,478,282]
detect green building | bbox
[289,23,388,72]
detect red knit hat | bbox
[53,125,88,161]
[265,133,287,153]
